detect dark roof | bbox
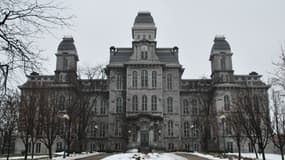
[57,37,77,51]
[134,12,154,24]
[109,49,132,63]
[211,36,231,52]
[109,48,179,64]
[156,49,179,63]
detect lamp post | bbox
[218,114,226,157]
[62,114,70,159]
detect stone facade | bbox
[17,12,270,154]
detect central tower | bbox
[107,11,182,152]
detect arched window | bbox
[63,57,68,70]
[59,96,65,110]
[100,99,106,114]
[254,95,259,112]
[192,121,198,137]
[151,95,157,111]
[116,97,122,113]
[91,98,97,113]
[141,70,148,88]
[142,95,147,111]
[192,99,198,115]
[167,74,172,90]
[132,71,137,88]
[184,121,190,137]
[114,122,121,136]
[167,97,173,113]
[132,95,138,112]
[244,96,249,107]
[168,120,174,136]
[221,56,226,70]
[152,71,157,88]
[224,95,230,111]
[116,74,122,89]
[183,99,189,114]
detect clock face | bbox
[141,45,148,52]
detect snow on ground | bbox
[177,152,227,160]
[102,152,187,160]
[53,152,100,160]
[228,153,283,160]
[0,152,99,160]
[0,155,48,160]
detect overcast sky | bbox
[37,0,285,81]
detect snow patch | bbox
[102,152,187,160]
[228,153,284,160]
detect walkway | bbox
[75,153,113,160]
[77,152,210,160]
[175,153,210,160]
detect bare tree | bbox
[235,89,271,160]
[270,46,285,160]
[74,64,106,152]
[18,94,38,160]
[271,46,285,90]
[193,92,212,152]
[228,98,246,160]
[271,90,285,160]
[0,91,19,160]
[0,0,72,94]
[38,88,60,159]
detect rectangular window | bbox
[185,144,190,151]
[56,142,62,151]
[227,142,233,153]
[90,143,96,152]
[90,125,96,137]
[115,143,121,150]
[101,100,106,114]
[99,144,105,151]
[248,143,253,152]
[194,143,199,151]
[115,122,121,136]
[132,71,137,88]
[116,74,122,89]
[151,95,157,111]
[152,71,157,88]
[168,120,174,136]
[132,131,137,142]
[141,70,148,88]
[167,74,172,90]
[142,95,147,111]
[28,143,31,153]
[168,143,174,151]
[167,97,173,113]
[36,143,41,153]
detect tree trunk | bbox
[261,147,266,160]
[48,145,52,159]
[237,137,241,160]
[24,135,29,160]
[1,133,5,154]
[280,147,285,160]
[6,131,11,160]
[31,138,34,159]
[252,143,258,159]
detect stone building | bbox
[17,12,270,154]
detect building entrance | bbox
[140,130,149,147]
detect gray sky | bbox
[37,0,285,81]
